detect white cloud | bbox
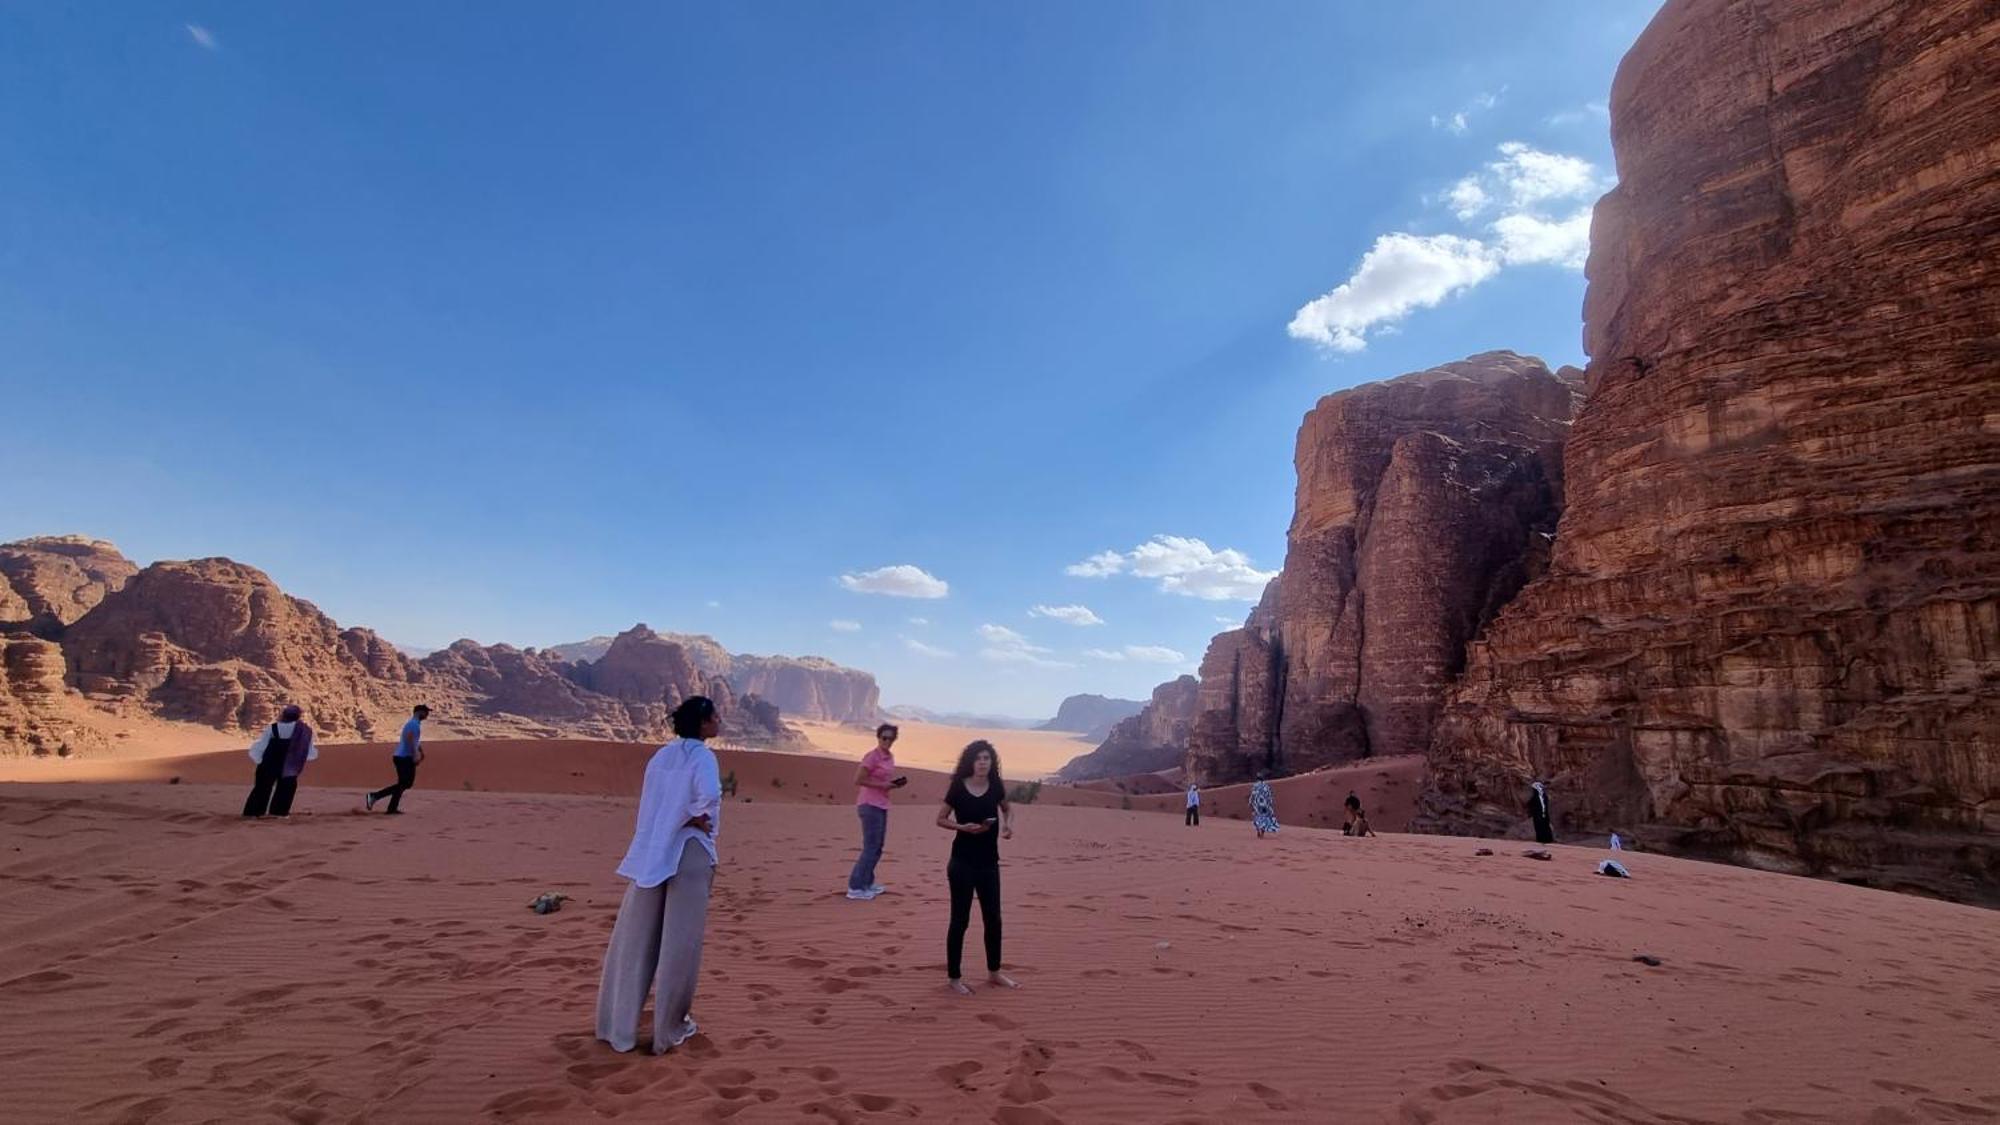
[1289,141,1608,352]
[1071,536,1277,602]
[1085,645,1188,664]
[907,616,930,627]
[838,564,949,599]
[186,24,218,50]
[1446,177,1489,221]
[1493,207,1593,268]
[1029,604,1104,627]
[977,624,1074,669]
[705,600,723,609]
[1431,90,1499,135]
[1287,233,1500,352]
[1488,142,1598,208]
[903,636,954,659]
[829,619,862,633]
[1215,615,1241,625]
[1063,550,1126,578]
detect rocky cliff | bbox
[0,543,814,753]
[730,655,881,726]
[58,558,418,739]
[1040,693,1146,742]
[1057,675,1198,781]
[549,633,878,724]
[1420,0,2000,901]
[560,625,806,747]
[0,536,138,631]
[1183,352,1581,784]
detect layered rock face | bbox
[1039,693,1146,742]
[1422,0,2000,900]
[0,537,138,631]
[1057,675,1197,781]
[1184,353,1581,784]
[59,559,416,738]
[549,633,879,724]
[730,656,881,725]
[562,625,805,747]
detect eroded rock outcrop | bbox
[549,633,878,724]
[1420,0,2000,901]
[1184,353,1580,784]
[0,536,138,631]
[59,558,414,738]
[1057,675,1197,781]
[730,656,880,725]
[563,625,805,747]
[1039,693,1146,742]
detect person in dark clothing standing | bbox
[1528,780,1555,844]
[936,739,1017,996]
[243,705,316,817]
[367,704,429,814]
[1184,783,1200,827]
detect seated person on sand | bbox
[1341,792,1375,837]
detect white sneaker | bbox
[868,884,886,894]
[846,888,878,901]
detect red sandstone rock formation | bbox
[1420,0,2000,901]
[0,536,138,631]
[1057,675,1198,781]
[730,655,881,725]
[1183,353,1580,784]
[563,625,806,747]
[550,633,880,724]
[59,559,416,739]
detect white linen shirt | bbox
[615,737,723,887]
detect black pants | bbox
[1534,817,1554,845]
[243,754,298,817]
[945,860,1001,979]
[1185,806,1199,826]
[371,757,418,812]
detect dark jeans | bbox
[1185,806,1199,826]
[849,805,888,890]
[945,860,1001,979]
[243,754,297,817]
[371,757,418,812]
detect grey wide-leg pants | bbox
[596,840,714,1053]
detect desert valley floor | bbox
[0,740,1995,1124]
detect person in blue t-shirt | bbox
[367,704,430,814]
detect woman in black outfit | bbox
[936,740,1018,996]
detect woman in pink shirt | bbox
[847,723,906,900]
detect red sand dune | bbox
[0,744,1993,1122]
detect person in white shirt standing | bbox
[1184,783,1200,827]
[243,704,316,818]
[597,696,724,1054]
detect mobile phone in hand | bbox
[891,776,909,788]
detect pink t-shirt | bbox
[856,747,895,810]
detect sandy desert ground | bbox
[1,740,1995,1124]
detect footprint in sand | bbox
[977,1012,1022,1031]
[934,1059,983,1091]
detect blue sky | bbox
[0,2,1662,717]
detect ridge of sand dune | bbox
[0,769,1993,1123]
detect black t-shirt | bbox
[944,779,1005,867]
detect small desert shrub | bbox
[1121,796,1132,811]
[1008,781,1042,805]
[721,770,738,796]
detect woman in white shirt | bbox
[597,696,725,1054]
[243,705,316,818]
